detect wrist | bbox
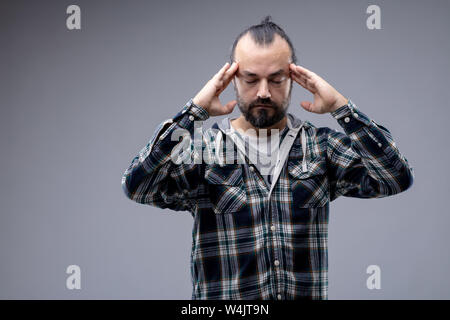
[192,97,208,111]
[329,96,348,113]
[189,98,210,120]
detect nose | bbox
[256,79,271,99]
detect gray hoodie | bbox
[210,112,311,198]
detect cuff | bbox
[147,98,209,154]
[330,99,372,134]
[172,98,210,122]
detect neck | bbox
[231,115,287,137]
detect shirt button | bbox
[270,225,276,231]
[353,113,359,118]
[344,117,350,123]
[277,294,282,300]
[250,166,255,172]
[189,115,195,121]
[378,143,382,147]
[274,260,280,266]
[159,135,164,141]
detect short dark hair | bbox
[229,15,297,64]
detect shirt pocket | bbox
[288,157,329,208]
[204,164,248,214]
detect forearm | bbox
[121,99,209,208]
[329,99,414,196]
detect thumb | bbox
[224,100,238,114]
[300,101,313,112]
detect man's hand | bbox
[192,62,239,117]
[289,63,348,114]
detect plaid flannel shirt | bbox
[122,98,414,300]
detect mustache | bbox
[250,102,276,109]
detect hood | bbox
[211,112,312,174]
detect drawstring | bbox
[288,117,308,173]
[301,127,308,172]
[215,130,224,166]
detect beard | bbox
[234,83,292,128]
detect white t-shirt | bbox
[230,121,288,187]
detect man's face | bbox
[232,33,293,128]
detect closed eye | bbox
[244,79,284,84]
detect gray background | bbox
[0,0,448,299]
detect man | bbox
[122,16,414,300]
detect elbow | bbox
[121,161,151,203]
[121,169,160,206]
[387,166,414,196]
[121,167,143,203]
[398,166,414,193]
[370,166,414,197]
[121,174,134,201]
[121,175,148,205]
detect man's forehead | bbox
[241,68,287,77]
[237,59,290,77]
[234,33,291,76]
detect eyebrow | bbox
[241,69,285,77]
